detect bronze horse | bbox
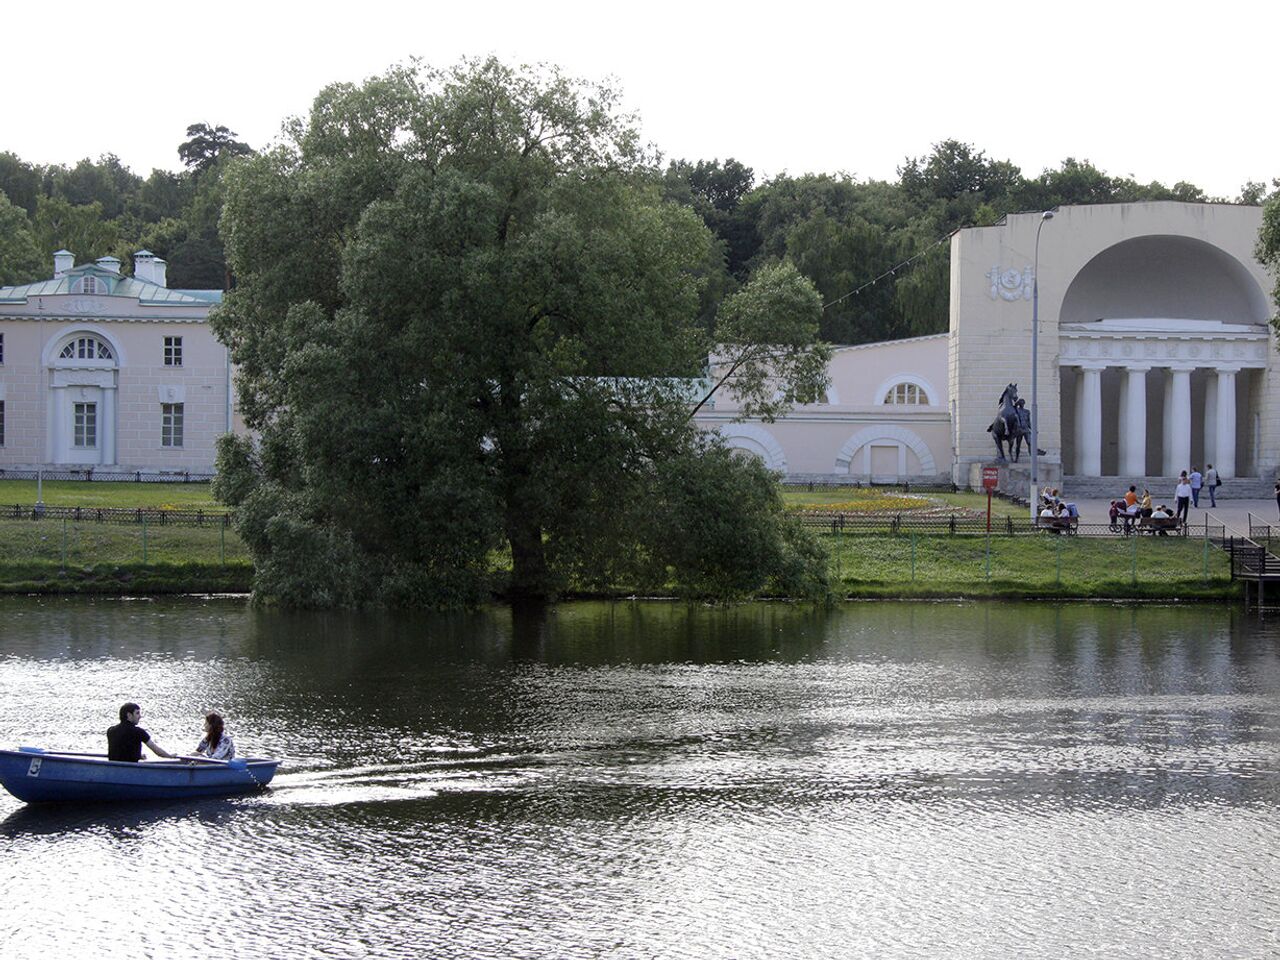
[987,383,1027,462]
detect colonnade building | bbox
[700,201,1280,493]
[951,202,1277,490]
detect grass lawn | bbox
[0,517,251,594]
[0,479,223,511]
[824,531,1235,599]
[782,486,1024,519]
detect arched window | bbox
[884,382,926,405]
[58,336,114,361]
[74,277,100,295]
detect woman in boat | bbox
[193,712,235,761]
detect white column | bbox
[52,386,68,463]
[1203,379,1218,470]
[1073,367,1086,474]
[1215,367,1238,479]
[1078,365,1103,476]
[44,380,56,463]
[1166,366,1192,477]
[1161,373,1174,477]
[1121,366,1149,477]
[101,387,116,466]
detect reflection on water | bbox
[2,598,1279,959]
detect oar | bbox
[178,754,250,770]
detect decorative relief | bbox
[1189,344,1202,358]
[63,297,108,316]
[986,265,1033,301]
[1121,343,1133,357]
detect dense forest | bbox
[0,126,1264,344]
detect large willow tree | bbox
[212,59,830,607]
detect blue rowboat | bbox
[0,747,280,804]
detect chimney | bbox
[153,257,167,288]
[53,250,74,277]
[95,256,121,276]
[134,250,169,288]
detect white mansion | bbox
[1,202,1275,487]
[0,250,232,475]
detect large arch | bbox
[835,426,937,478]
[1060,235,1269,325]
[42,324,128,367]
[43,325,122,466]
[717,424,787,473]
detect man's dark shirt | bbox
[107,720,151,762]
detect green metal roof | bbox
[0,263,219,306]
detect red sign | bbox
[981,466,999,491]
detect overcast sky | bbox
[7,1,1276,199]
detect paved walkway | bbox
[1054,495,1280,537]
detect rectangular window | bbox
[164,336,183,367]
[162,403,184,447]
[0,332,5,364]
[74,402,97,448]
[0,400,5,446]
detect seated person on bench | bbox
[1143,504,1176,535]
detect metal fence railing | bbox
[0,468,214,483]
[4,504,231,527]
[1247,513,1279,550]
[793,513,1201,537]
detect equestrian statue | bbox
[987,383,1029,462]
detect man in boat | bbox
[107,702,177,762]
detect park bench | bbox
[1035,514,1078,535]
[1133,515,1185,537]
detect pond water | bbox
[1,598,1278,959]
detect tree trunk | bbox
[506,507,549,600]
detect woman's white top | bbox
[194,733,235,760]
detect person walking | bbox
[1175,472,1192,524]
[1189,466,1203,508]
[1205,463,1219,508]
[1275,480,1280,520]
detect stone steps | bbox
[1060,475,1276,500]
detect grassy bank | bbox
[824,532,1237,600]
[0,516,251,595]
[0,482,1241,602]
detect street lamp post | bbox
[34,298,45,519]
[1030,210,1054,522]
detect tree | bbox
[1255,192,1280,341]
[0,191,44,284]
[178,123,253,173]
[48,155,141,219]
[32,196,118,264]
[899,139,1021,230]
[0,152,41,217]
[691,261,830,419]
[212,59,830,607]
